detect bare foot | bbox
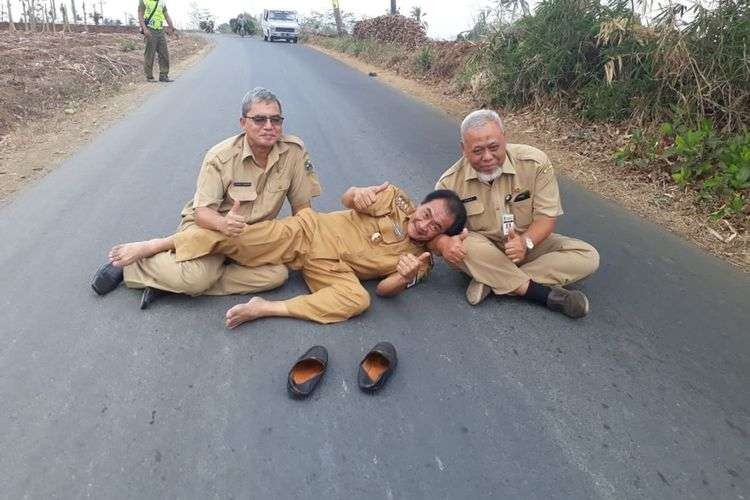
[226,297,269,329]
[109,240,156,267]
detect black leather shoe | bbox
[287,346,328,399]
[158,76,173,82]
[358,342,397,392]
[140,286,171,310]
[91,262,123,295]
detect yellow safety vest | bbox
[143,0,166,30]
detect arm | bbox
[376,252,431,297]
[195,200,245,237]
[163,6,176,34]
[137,0,149,35]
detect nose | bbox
[482,149,494,162]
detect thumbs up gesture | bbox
[353,181,390,211]
[397,251,431,283]
[503,227,526,264]
[221,199,246,237]
[438,228,469,266]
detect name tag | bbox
[233,182,253,187]
[461,196,477,203]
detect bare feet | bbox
[225,297,269,329]
[109,240,159,267]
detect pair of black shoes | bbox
[287,342,398,399]
[91,262,169,310]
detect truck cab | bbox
[260,9,299,43]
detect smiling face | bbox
[461,121,508,178]
[406,198,456,241]
[240,100,283,149]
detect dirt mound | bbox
[352,15,426,48]
[0,31,206,138]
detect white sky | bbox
[6,0,494,40]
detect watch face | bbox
[525,237,534,250]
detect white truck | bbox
[260,9,300,43]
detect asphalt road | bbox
[1,35,748,499]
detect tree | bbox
[410,5,427,28]
[60,2,71,31]
[390,0,397,15]
[7,0,15,31]
[70,0,78,25]
[332,0,343,35]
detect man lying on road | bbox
[94,183,467,326]
[431,109,600,318]
[91,87,321,309]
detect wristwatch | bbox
[524,237,534,250]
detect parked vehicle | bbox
[260,9,299,43]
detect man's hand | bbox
[396,252,431,283]
[221,199,246,237]
[142,27,152,38]
[352,181,389,211]
[438,228,469,266]
[504,228,527,264]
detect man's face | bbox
[240,101,283,149]
[461,122,508,177]
[407,199,455,241]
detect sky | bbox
[4,0,494,40]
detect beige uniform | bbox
[436,144,599,295]
[172,185,430,324]
[124,133,321,296]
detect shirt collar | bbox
[241,135,289,167]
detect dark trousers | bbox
[144,28,169,78]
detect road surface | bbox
[1,35,748,499]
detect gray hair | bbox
[460,109,504,139]
[241,87,283,116]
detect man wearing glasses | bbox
[91,87,321,308]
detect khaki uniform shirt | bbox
[179,133,321,230]
[314,185,432,281]
[436,144,563,244]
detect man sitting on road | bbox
[96,184,467,326]
[431,109,600,318]
[91,87,321,309]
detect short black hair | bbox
[421,189,467,236]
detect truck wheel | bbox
[293,37,298,44]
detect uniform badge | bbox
[395,195,414,215]
[371,232,382,243]
[304,159,314,172]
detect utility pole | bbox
[390,0,397,15]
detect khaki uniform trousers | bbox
[173,209,371,324]
[123,252,288,296]
[144,27,169,78]
[457,232,599,295]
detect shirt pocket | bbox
[510,198,533,232]
[464,201,487,231]
[227,183,257,202]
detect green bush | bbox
[119,39,137,52]
[616,118,749,218]
[414,46,433,73]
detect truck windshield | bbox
[269,11,296,21]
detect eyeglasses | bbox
[245,114,284,126]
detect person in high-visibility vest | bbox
[138,0,176,82]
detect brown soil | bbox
[308,42,749,272]
[0,31,211,203]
